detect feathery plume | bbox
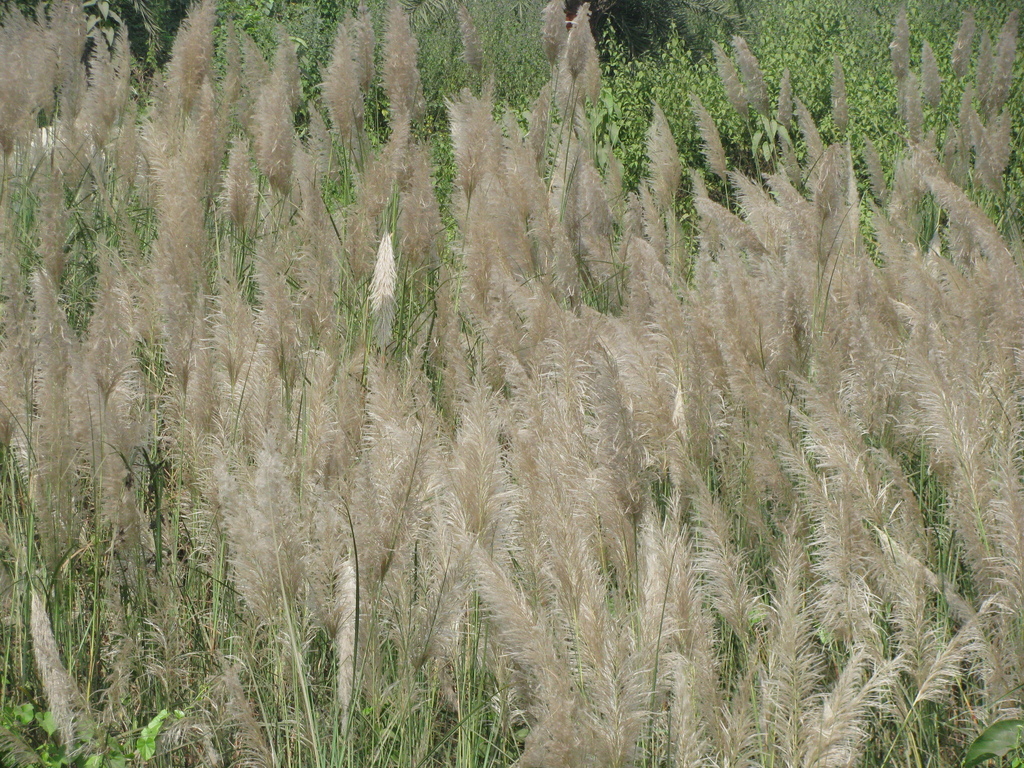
[831,55,848,134]
[383,2,425,123]
[212,273,258,393]
[77,25,131,151]
[714,41,747,118]
[31,590,94,747]
[693,482,758,641]
[447,388,515,552]
[763,536,820,766]
[527,82,553,173]
[647,103,681,211]
[795,98,824,177]
[941,124,967,184]
[161,0,216,117]
[0,10,57,154]
[192,76,225,190]
[398,141,442,273]
[234,32,269,132]
[863,137,887,203]
[323,19,364,154]
[911,620,982,707]
[369,232,397,349]
[253,38,297,194]
[219,447,309,620]
[457,4,483,78]
[921,41,941,108]
[352,2,375,94]
[802,653,900,768]
[958,83,977,150]
[976,33,994,113]
[983,11,1019,119]
[221,136,257,231]
[220,667,274,768]
[671,661,712,768]
[777,67,793,127]
[890,7,910,83]
[562,3,600,105]
[565,154,615,287]
[733,36,769,117]
[274,27,301,113]
[952,10,975,79]
[974,110,1011,194]
[222,20,243,118]
[778,128,801,185]
[36,173,69,283]
[47,0,88,118]
[900,72,924,145]
[691,93,727,182]
[916,150,1011,261]
[335,560,358,717]
[542,0,565,67]
[448,87,502,204]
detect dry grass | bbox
[0,2,1022,767]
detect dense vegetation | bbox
[0,1,1023,766]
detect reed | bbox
[0,3,1021,767]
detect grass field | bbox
[1,1,1023,766]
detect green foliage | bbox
[602,30,723,187]
[83,0,124,48]
[965,720,1024,768]
[0,704,177,767]
[411,0,547,112]
[590,0,742,56]
[117,0,190,68]
[598,0,1023,241]
[587,85,624,176]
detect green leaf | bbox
[964,719,1024,768]
[35,711,57,738]
[135,710,170,762]
[13,703,35,726]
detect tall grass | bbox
[0,1,1022,767]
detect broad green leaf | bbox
[136,709,171,761]
[964,719,1024,768]
[13,703,35,725]
[35,710,57,738]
